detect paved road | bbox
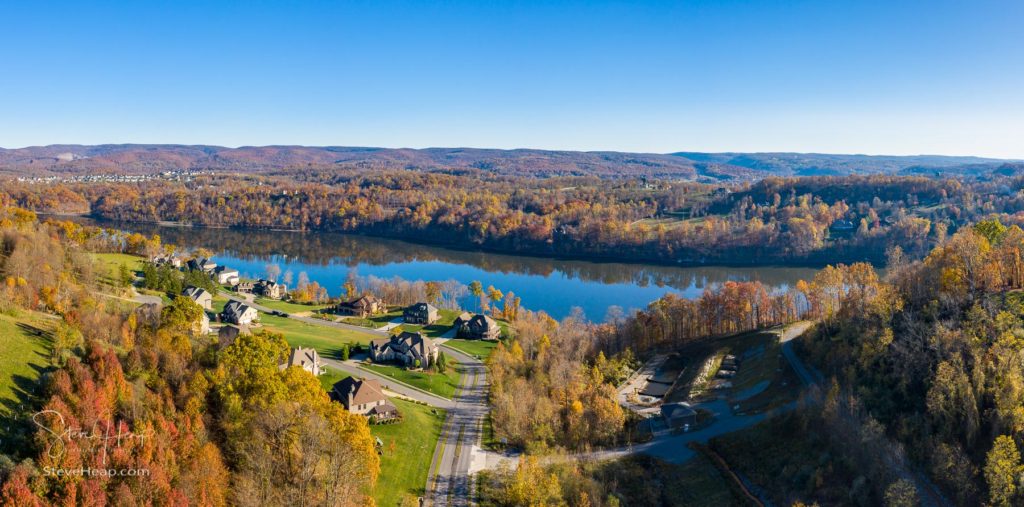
[425,346,489,507]
[778,321,818,386]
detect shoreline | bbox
[44,212,868,270]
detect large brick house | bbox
[334,294,386,318]
[454,313,501,340]
[331,377,399,422]
[370,331,438,368]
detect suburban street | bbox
[425,346,489,507]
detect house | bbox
[151,253,183,268]
[370,331,438,368]
[334,295,386,318]
[181,286,213,310]
[235,281,255,294]
[213,266,240,286]
[403,302,438,325]
[454,313,501,340]
[218,323,251,349]
[661,402,698,429]
[331,377,399,422]
[280,347,323,376]
[221,300,259,325]
[187,257,217,273]
[830,219,857,236]
[254,279,287,299]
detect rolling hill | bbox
[0,144,1017,180]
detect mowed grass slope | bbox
[442,339,499,359]
[259,314,378,359]
[371,398,447,507]
[0,312,54,416]
[89,252,145,286]
[362,362,460,400]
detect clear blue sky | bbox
[2,0,1023,157]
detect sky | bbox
[2,0,1023,157]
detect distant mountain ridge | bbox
[0,144,1017,180]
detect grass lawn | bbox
[442,339,499,360]
[372,398,447,507]
[363,362,460,399]
[0,311,53,416]
[260,314,378,359]
[318,366,351,393]
[348,309,464,338]
[254,297,331,315]
[89,252,145,286]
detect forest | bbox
[9,170,1024,266]
[0,211,378,506]
[8,181,1024,505]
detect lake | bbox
[72,218,818,320]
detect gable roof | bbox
[332,377,387,406]
[182,286,211,301]
[282,347,320,370]
[405,302,437,314]
[222,300,254,319]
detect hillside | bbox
[1,144,1017,180]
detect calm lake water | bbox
[73,218,818,320]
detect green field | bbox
[0,312,53,416]
[363,362,460,399]
[253,297,331,314]
[347,308,462,338]
[89,252,145,286]
[371,398,447,507]
[260,314,378,359]
[442,339,499,359]
[318,366,351,393]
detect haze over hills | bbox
[0,144,1019,180]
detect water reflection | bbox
[72,218,817,320]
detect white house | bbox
[280,347,323,376]
[221,300,258,326]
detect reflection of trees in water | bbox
[77,218,814,291]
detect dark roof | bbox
[639,382,672,397]
[405,302,437,313]
[661,402,697,420]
